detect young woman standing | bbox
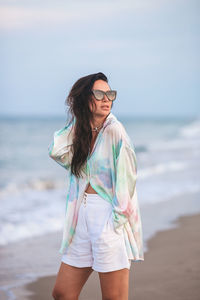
[48,72,144,300]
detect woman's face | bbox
[89,79,113,117]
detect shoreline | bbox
[8,211,200,300]
[0,191,200,299]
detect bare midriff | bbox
[85,183,97,194]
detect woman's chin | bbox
[94,110,110,117]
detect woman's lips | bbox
[101,106,109,109]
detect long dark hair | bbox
[65,72,113,178]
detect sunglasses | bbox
[91,89,117,101]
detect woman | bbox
[48,72,144,300]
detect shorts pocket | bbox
[107,211,123,235]
[107,211,114,229]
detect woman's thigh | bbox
[52,262,93,299]
[98,268,130,300]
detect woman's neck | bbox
[90,114,108,129]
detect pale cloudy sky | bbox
[0,0,199,117]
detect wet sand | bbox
[9,212,200,300]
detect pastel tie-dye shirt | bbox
[48,112,144,261]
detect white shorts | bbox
[61,192,131,272]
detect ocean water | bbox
[0,114,200,247]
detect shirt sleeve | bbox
[112,140,138,230]
[48,123,74,170]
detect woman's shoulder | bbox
[54,119,74,136]
[104,119,131,145]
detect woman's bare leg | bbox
[98,268,130,300]
[52,262,93,300]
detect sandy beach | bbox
[1,208,199,300]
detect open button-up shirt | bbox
[48,112,144,261]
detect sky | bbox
[0,0,199,118]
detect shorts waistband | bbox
[82,192,112,207]
[83,192,101,199]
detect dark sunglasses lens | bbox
[107,91,116,101]
[93,90,104,100]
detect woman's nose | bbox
[102,94,109,102]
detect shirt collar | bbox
[72,111,117,129]
[102,112,118,129]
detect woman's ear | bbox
[89,98,97,113]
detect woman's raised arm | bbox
[48,122,74,170]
